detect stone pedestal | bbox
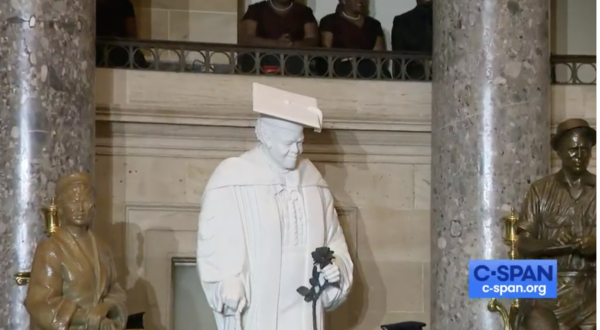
[0,0,95,328]
[431,1,551,329]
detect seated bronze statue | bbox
[25,172,127,330]
[516,119,596,330]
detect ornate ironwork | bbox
[551,54,596,85]
[97,38,595,84]
[97,38,428,81]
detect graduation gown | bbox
[25,227,127,330]
[197,147,353,330]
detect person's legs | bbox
[356,59,377,79]
[283,55,304,76]
[238,53,258,73]
[332,60,353,78]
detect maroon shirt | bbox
[242,1,317,41]
[319,13,384,50]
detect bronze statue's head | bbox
[552,118,596,176]
[55,172,95,227]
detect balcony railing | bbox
[96,38,596,85]
[551,55,596,85]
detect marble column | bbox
[431,1,551,329]
[0,0,95,328]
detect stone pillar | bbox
[431,1,550,329]
[0,0,95,328]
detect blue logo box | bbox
[468,259,557,299]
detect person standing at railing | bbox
[238,0,320,76]
[391,0,432,80]
[319,0,387,78]
[96,0,148,68]
[97,0,137,39]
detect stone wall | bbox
[131,0,238,43]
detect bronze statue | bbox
[516,118,596,330]
[25,172,127,330]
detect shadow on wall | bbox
[114,222,172,330]
[308,129,387,330]
[93,139,168,330]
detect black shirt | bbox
[242,1,317,41]
[319,14,384,50]
[391,4,433,53]
[391,5,432,80]
[96,0,135,38]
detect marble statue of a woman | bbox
[196,83,354,330]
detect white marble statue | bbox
[196,83,354,330]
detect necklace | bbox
[269,0,293,12]
[341,11,361,21]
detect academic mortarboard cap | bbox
[381,321,427,330]
[126,312,145,329]
[252,82,323,132]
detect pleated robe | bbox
[25,227,127,330]
[197,147,354,330]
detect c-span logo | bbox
[468,259,557,299]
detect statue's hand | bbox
[556,231,574,246]
[220,277,247,315]
[319,263,341,284]
[100,318,116,330]
[87,303,112,330]
[575,235,596,256]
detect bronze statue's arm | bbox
[515,187,575,258]
[585,234,596,257]
[102,248,128,328]
[576,233,596,257]
[24,240,90,328]
[517,232,573,258]
[71,309,91,326]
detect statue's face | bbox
[58,183,95,227]
[263,123,305,171]
[556,129,593,176]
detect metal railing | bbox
[551,55,596,84]
[96,38,596,84]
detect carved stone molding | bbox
[96,122,596,168]
[96,121,432,164]
[95,69,596,132]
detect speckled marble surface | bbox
[0,1,95,328]
[430,1,551,329]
